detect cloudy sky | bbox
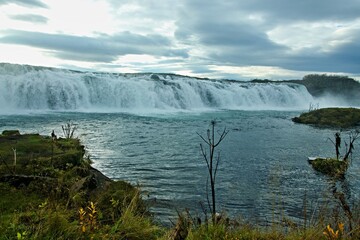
[0,0,359,80]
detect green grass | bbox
[292,107,360,128]
[0,131,83,166]
[0,130,158,239]
[1,130,359,239]
[310,158,348,177]
[161,214,359,240]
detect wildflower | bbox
[79,207,87,233]
[338,223,344,232]
[323,223,343,240]
[79,202,98,233]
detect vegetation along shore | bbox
[0,128,359,239]
[292,107,360,128]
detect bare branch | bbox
[207,129,211,145]
[214,128,229,147]
[198,120,229,224]
[200,144,210,170]
[62,121,78,139]
[214,152,221,180]
[70,125,77,139]
[206,175,211,214]
[327,137,336,147]
[197,132,210,145]
[343,130,359,161]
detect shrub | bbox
[310,158,348,177]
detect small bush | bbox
[110,191,162,240]
[310,158,348,177]
[96,181,146,224]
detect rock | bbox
[2,130,20,136]
[150,74,160,80]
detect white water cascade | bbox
[0,63,314,113]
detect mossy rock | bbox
[293,107,360,128]
[1,130,20,136]
[309,158,348,177]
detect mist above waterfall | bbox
[0,63,315,114]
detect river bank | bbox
[0,129,359,239]
[0,130,160,239]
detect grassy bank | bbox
[0,130,359,239]
[292,108,360,128]
[0,130,162,239]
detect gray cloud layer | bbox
[9,14,48,23]
[0,30,189,62]
[231,0,360,22]
[173,0,360,74]
[1,0,360,77]
[0,0,47,8]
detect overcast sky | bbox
[0,0,359,80]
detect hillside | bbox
[0,130,154,239]
[299,74,360,101]
[252,74,360,105]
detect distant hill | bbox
[251,74,360,105]
[298,74,360,100]
[292,107,360,128]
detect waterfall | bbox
[0,63,313,113]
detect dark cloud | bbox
[9,14,48,23]
[54,52,117,63]
[230,0,360,22]
[0,0,47,8]
[175,3,287,66]
[178,19,287,62]
[330,37,360,67]
[284,38,360,73]
[1,0,360,77]
[179,0,360,25]
[95,63,125,69]
[0,30,188,62]
[157,59,188,65]
[207,39,360,74]
[173,0,360,74]
[187,65,216,75]
[58,64,94,72]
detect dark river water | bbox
[1,110,359,225]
